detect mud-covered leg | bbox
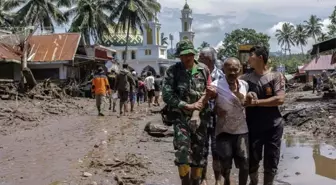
[249,133,264,185]
[174,118,192,185]
[235,134,249,185]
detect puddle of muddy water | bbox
[278,134,336,185]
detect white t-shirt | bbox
[144,76,155,90]
[211,76,249,136]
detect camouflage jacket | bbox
[162,60,211,116]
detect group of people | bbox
[162,39,285,185]
[91,63,163,116]
[312,71,329,94]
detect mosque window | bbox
[184,22,188,31]
[131,51,136,59]
[160,49,165,55]
[145,49,152,55]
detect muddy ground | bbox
[0,91,335,185]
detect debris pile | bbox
[27,79,66,100]
[283,102,336,138]
[0,80,20,100]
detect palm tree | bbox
[317,33,330,42]
[3,0,71,33]
[0,1,13,28]
[110,0,161,63]
[304,15,323,43]
[293,24,309,55]
[65,0,115,44]
[329,6,336,25]
[275,22,295,55]
[328,24,336,37]
[161,33,168,45]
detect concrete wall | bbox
[0,62,21,81]
[28,62,81,80]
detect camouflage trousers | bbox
[173,113,210,167]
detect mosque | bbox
[103,2,195,76]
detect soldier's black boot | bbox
[238,169,249,185]
[249,172,258,185]
[222,168,231,185]
[264,173,275,185]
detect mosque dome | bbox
[101,26,143,46]
[183,3,190,10]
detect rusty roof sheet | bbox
[303,55,336,71]
[0,43,21,63]
[28,33,81,62]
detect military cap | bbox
[174,39,197,56]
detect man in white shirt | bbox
[208,57,250,185]
[144,71,155,107]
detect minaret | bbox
[142,12,161,46]
[179,0,195,42]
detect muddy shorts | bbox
[173,115,208,167]
[96,94,106,109]
[148,89,155,98]
[118,90,129,102]
[216,132,249,170]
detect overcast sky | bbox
[156,0,335,53]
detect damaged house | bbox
[0,32,116,82]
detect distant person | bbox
[115,64,135,115]
[91,67,110,116]
[137,77,145,106]
[154,75,162,106]
[130,71,138,112]
[144,71,155,107]
[316,74,323,93]
[312,74,317,93]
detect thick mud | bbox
[0,92,335,185]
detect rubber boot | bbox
[238,169,249,185]
[263,173,275,185]
[249,172,258,185]
[222,168,231,185]
[179,165,191,185]
[191,167,203,185]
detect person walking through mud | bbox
[154,75,162,106]
[91,67,111,116]
[115,64,135,116]
[144,71,155,107]
[107,69,117,112]
[130,71,138,112]
[162,39,212,185]
[198,47,223,185]
[241,46,286,185]
[312,74,317,93]
[207,57,250,185]
[137,77,145,106]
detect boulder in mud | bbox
[144,122,174,137]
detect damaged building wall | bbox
[28,62,68,80]
[0,62,21,81]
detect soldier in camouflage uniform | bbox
[162,40,212,185]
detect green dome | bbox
[102,33,143,46]
[183,3,190,10]
[101,26,143,46]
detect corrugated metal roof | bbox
[0,43,21,63]
[28,33,81,62]
[302,55,336,71]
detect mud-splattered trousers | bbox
[162,61,211,182]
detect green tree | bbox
[3,0,71,33]
[269,54,308,74]
[65,0,115,44]
[317,33,330,42]
[111,0,161,63]
[198,41,210,50]
[293,24,309,55]
[328,24,336,37]
[275,23,295,55]
[304,15,323,43]
[329,6,336,25]
[161,32,168,45]
[219,28,270,58]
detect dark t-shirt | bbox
[241,71,285,133]
[154,78,162,91]
[107,74,116,90]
